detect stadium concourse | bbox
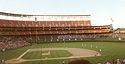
[0,12,125,64]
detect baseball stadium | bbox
[0,12,125,64]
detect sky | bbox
[0,0,125,29]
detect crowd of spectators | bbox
[98,58,125,64]
[58,34,109,39]
[110,28,125,40]
[0,36,30,51]
[1,28,125,51]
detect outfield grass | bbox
[0,42,125,64]
[22,50,72,59]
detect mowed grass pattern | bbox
[22,50,72,59]
[0,42,125,64]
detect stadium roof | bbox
[0,12,91,17]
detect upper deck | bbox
[0,12,91,21]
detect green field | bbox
[1,42,125,64]
[22,50,72,59]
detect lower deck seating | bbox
[0,36,29,51]
[1,33,125,50]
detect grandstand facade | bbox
[0,12,113,49]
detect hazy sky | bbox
[0,0,125,29]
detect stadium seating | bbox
[0,36,29,51]
[0,16,114,50]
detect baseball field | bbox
[1,41,125,64]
